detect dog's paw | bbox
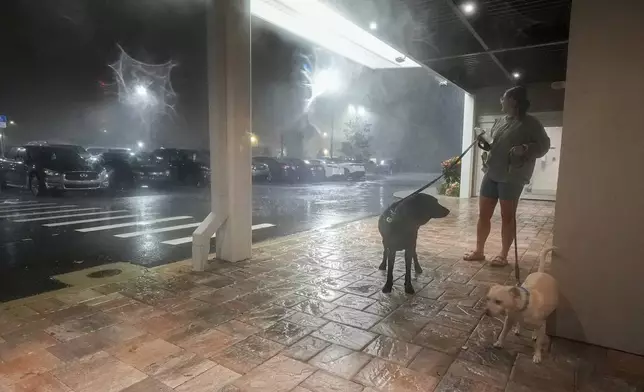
[513,325,521,335]
[382,283,393,293]
[378,263,387,271]
[532,331,538,341]
[414,267,423,274]
[493,340,504,348]
[404,284,415,295]
[532,353,542,364]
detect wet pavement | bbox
[0,174,435,301]
[1,197,643,391]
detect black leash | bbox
[513,199,521,285]
[395,138,479,208]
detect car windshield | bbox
[32,147,85,165]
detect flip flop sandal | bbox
[490,255,509,267]
[463,251,485,261]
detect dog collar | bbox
[517,286,530,312]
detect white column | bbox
[459,92,475,198]
[192,0,252,270]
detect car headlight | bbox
[380,160,386,165]
[99,169,109,179]
[165,170,171,176]
[43,169,60,177]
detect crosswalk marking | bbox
[0,205,75,215]
[76,216,193,233]
[0,208,100,219]
[14,210,129,223]
[43,214,141,227]
[161,223,276,246]
[114,222,201,238]
[0,203,58,211]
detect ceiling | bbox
[327,0,571,91]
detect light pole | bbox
[309,69,342,158]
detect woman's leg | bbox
[499,198,518,259]
[465,173,498,260]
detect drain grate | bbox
[87,269,122,279]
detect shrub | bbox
[438,156,461,197]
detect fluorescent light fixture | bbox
[461,2,477,15]
[251,0,421,69]
[369,21,378,30]
[512,71,522,79]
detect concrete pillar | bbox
[550,0,644,354]
[192,0,252,270]
[459,93,475,198]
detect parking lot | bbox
[0,174,435,301]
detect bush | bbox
[438,156,461,197]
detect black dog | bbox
[378,193,450,294]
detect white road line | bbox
[0,207,99,219]
[76,216,193,233]
[161,223,276,246]
[0,203,58,211]
[13,210,129,223]
[0,201,38,206]
[0,205,72,214]
[114,222,201,238]
[43,214,142,227]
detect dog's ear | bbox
[509,286,521,298]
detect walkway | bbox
[1,198,641,391]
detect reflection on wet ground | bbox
[0,198,642,391]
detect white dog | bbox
[485,246,558,363]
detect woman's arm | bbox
[524,120,551,159]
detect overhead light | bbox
[461,2,477,15]
[512,71,522,79]
[369,21,377,30]
[251,0,421,69]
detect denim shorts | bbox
[480,173,524,201]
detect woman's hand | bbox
[510,144,528,157]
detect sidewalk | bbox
[1,198,642,391]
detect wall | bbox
[551,0,644,354]
[474,82,565,117]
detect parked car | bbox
[329,158,367,181]
[0,145,108,196]
[96,151,138,190]
[26,141,92,161]
[152,148,209,187]
[312,159,345,180]
[131,152,173,188]
[300,159,326,182]
[252,156,296,182]
[252,158,271,182]
[281,158,325,182]
[375,158,400,175]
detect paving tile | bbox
[232,354,315,392]
[281,336,330,362]
[412,322,470,355]
[270,294,308,308]
[109,336,183,371]
[215,320,261,340]
[12,373,73,392]
[370,309,431,342]
[342,281,382,297]
[363,334,422,366]
[0,350,62,385]
[354,357,439,392]
[295,286,345,302]
[323,307,382,330]
[45,312,119,342]
[445,359,509,389]
[236,305,294,329]
[175,364,241,392]
[260,320,315,346]
[434,375,504,392]
[293,299,338,317]
[212,335,284,374]
[129,313,188,338]
[510,353,575,392]
[301,370,364,392]
[171,328,241,357]
[0,330,59,362]
[312,322,376,351]
[286,312,328,328]
[333,293,376,310]
[408,348,454,378]
[145,351,216,388]
[309,344,372,379]
[363,301,397,316]
[52,351,146,392]
[121,377,174,392]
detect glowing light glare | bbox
[135,84,149,98]
[369,21,377,30]
[250,134,258,145]
[250,0,421,69]
[313,69,341,95]
[357,105,367,117]
[322,132,328,138]
[323,148,329,156]
[461,2,477,15]
[9,120,15,125]
[137,141,144,149]
[512,71,522,79]
[348,104,356,115]
[102,129,108,133]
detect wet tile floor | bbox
[2,198,643,391]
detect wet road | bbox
[0,174,437,301]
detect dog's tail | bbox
[538,246,556,273]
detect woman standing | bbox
[464,86,550,266]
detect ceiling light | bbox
[512,71,522,79]
[369,21,377,30]
[461,2,477,15]
[251,0,421,69]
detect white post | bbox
[460,92,475,198]
[192,0,252,270]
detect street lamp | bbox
[250,134,258,146]
[9,120,15,125]
[137,141,145,149]
[322,132,328,138]
[323,148,329,157]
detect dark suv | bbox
[0,145,108,196]
[152,148,209,187]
